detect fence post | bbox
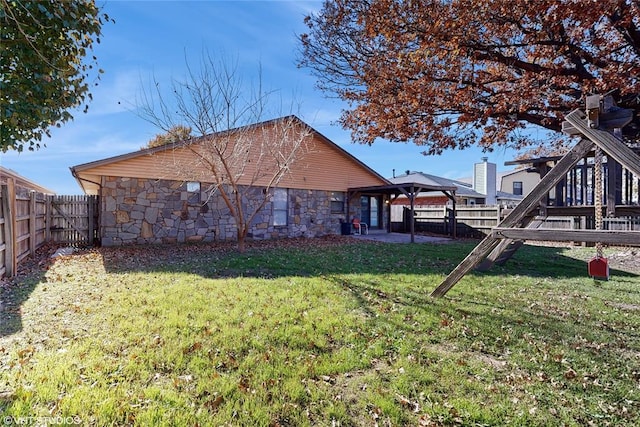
[88,195,95,245]
[442,206,447,235]
[0,184,7,277]
[452,201,457,239]
[1,179,16,277]
[45,195,52,242]
[29,191,36,256]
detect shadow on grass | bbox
[111,239,637,350]
[3,239,636,340]
[98,239,639,281]
[99,239,640,356]
[2,239,638,423]
[0,267,47,339]
[0,244,83,339]
[329,268,640,355]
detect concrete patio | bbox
[349,230,453,244]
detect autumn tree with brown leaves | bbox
[145,124,193,149]
[299,0,640,154]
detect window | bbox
[273,188,288,226]
[186,182,200,192]
[186,181,200,204]
[330,192,345,213]
[513,181,523,196]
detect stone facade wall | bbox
[99,176,350,246]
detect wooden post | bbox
[443,206,448,236]
[29,191,36,255]
[581,157,588,205]
[1,179,17,277]
[45,195,52,241]
[451,197,457,239]
[88,195,95,245]
[606,158,622,217]
[0,184,8,277]
[555,177,565,206]
[536,162,551,205]
[409,186,415,243]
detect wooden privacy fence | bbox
[391,205,506,238]
[391,204,640,238]
[0,179,98,278]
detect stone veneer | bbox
[99,176,352,246]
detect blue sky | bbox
[2,0,523,194]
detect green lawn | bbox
[1,238,638,426]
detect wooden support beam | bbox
[500,139,595,229]
[493,240,526,266]
[544,205,640,216]
[565,109,640,177]
[555,178,565,206]
[431,137,595,298]
[431,237,503,295]
[492,228,640,246]
[561,107,633,135]
[475,239,523,271]
[476,217,541,271]
[451,195,457,239]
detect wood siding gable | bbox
[72,117,388,194]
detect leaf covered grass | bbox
[1,239,639,426]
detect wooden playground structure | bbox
[432,93,640,297]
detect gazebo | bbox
[348,182,457,242]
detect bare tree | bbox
[137,52,313,252]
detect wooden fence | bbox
[391,204,640,238]
[391,205,504,237]
[0,179,98,278]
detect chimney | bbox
[473,157,497,205]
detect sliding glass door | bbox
[360,196,381,229]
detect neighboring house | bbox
[500,167,540,199]
[1,166,55,195]
[71,116,390,246]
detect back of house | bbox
[71,116,389,246]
